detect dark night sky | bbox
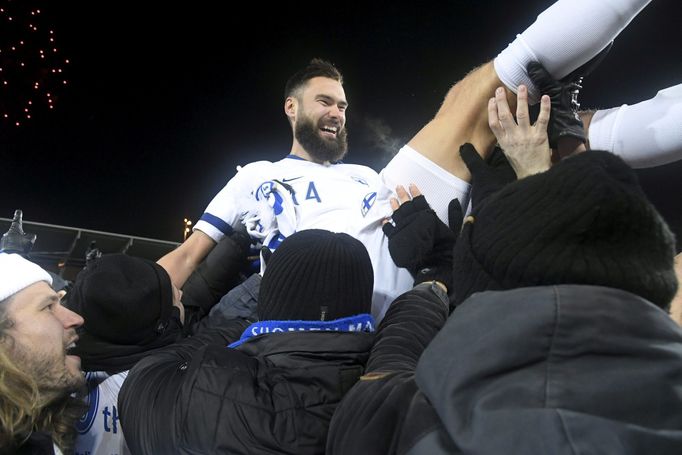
[2,0,681,246]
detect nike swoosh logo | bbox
[281,176,303,182]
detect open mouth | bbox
[320,125,338,138]
[65,339,77,355]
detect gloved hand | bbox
[382,187,462,291]
[527,42,613,150]
[527,61,585,149]
[459,143,516,210]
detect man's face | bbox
[293,76,349,163]
[3,282,85,396]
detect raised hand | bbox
[488,85,552,179]
[382,184,460,291]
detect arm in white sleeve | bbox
[193,164,259,242]
[588,84,682,168]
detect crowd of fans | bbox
[2,0,682,453]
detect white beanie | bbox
[0,253,53,302]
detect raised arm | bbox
[157,230,216,289]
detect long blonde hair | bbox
[0,297,85,453]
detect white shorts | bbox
[380,144,471,225]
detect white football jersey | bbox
[194,154,412,320]
[195,147,471,320]
[75,371,130,455]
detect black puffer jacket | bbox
[328,285,682,454]
[118,318,373,454]
[326,282,449,454]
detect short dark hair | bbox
[284,58,343,100]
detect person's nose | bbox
[55,304,84,330]
[328,104,344,124]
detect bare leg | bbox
[406,0,653,181]
[380,63,511,222]
[407,62,506,182]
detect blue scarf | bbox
[228,313,375,349]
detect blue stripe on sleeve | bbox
[199,213,233,236]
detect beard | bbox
[294,114,348,163]
[11,337,85,399]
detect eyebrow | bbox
[39,294,60,307]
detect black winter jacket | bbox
[12,432,57,455]
[328,284,682,454]
[326,282,449,454]
[118,318,373,454]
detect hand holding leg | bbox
[488,85,551,178]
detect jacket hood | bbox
[415,285,682,454]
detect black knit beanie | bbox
[258,229,374,321]
[69,253,175,344]
[452,150,678,309]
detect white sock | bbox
[589,84,682,169]
[494,0,651,103]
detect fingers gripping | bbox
[516,85,530,129]
[536,95,551,130]
[495,87,515,131]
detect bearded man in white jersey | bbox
[159,0,664,320]
[177,60,416,320]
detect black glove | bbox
[527,61,585,149]
[459,143,516,209]
[529,42,612,150]
[382,195,462,291]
